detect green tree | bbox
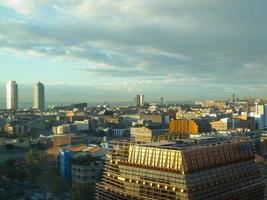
[72,182,95,200]
[1,158,28,181]
[16,167,28,181]
[35,165,71,194]
[25,150,45,165]
[51,176,71,194]
[2,158,17,179]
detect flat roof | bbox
[135,137,240,150]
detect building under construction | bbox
[95,138,264,200]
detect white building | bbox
[74,120,90,131]
[136,94,144,107]
[53,124,77,135]
[264,105,267,129]
[252,104,267,130]
[6,81,18,110]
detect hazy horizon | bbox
[0,81,266,105]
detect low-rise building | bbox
[211,117,256,132]
[52,124,77,135]
[47,135,84,161]
[109,125,128,137]
[140,114,164,124]
[4,124,30,135]
[59,145,105,183]
[74,120,90,132]
[72,155,104,185]
[130,125,168,142]
[169,119,211,134]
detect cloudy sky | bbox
[0,0,267,104]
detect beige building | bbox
[211,118,255,132]
[130,126,167,142]
[140,114,163,124]
[130,126,153,142]
[210,120,228,131]
[197,100,226,110]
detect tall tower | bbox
[160,97,164,105]
[232,93,236,103]
[6,80,18,110]
[264,104,267,129]
[33,82,45,110]
[136,94,144,107]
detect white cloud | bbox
[0,0,36,15]
[0,0,267,100]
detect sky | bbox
[0,0,267,104]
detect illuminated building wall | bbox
[169,119,198,134]
[96,140,264,200]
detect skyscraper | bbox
[160,97,164,105]
[264,104,267,129]
[136,94,144,107]
[33,82,45,110]
[6,80,18,110]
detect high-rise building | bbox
[96,139,264,200]
[160,97,164,105]
[33,82,45,110]
[264,104,267,129]
[6,80,18,110]
[136,94,144,107]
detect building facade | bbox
[4,124,30,135]
[169,119,211,134]
[52,124,78,135]
[169,119,198,134]
[96,139,264,200]
[72,156,104,185]
[211,117,256,132]
[136,94,144,107]
[60,145,105,183]
[130,126,167,142]
[33,82,45,110]
[6,80,18,110]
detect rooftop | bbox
[132,136,244,151]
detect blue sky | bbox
[0,0,267,103]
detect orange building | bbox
[47,135,84,161]
[169,119,198,134]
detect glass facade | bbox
[96,139,264,200]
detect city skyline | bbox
[0,1,267,200]
[0,80,266,108]
[0,1,267,102]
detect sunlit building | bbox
[169,119,211,134]
[96,138,264,200]
[136,94,144,107]
[6,80,18,110]
[130,125,168,142]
